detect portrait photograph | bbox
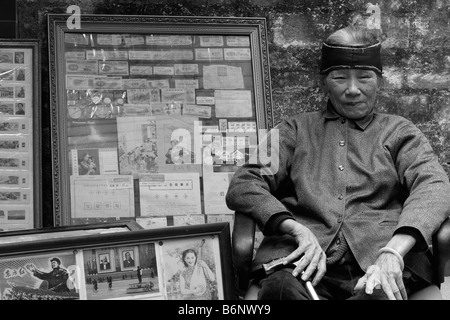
[160,236,223,300]
[121,249,136,270]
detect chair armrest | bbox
[432,217,450,285]
[232,211,256,296]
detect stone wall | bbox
[16,0,450,226]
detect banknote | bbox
[122,78,150,89]
[161,88,187,103]
[226,36,250,47]
[199,36,224,47]
[224,48,252,60]
[99,61,129,75]
[86,50,129,60]
[153,66,174,75]
[174,79,199,89]
[129,65,153,75]
[147,79,170,89]
[145,35,193,46]
[123,34,145,46]
[121,104,152,117]
[65,51,86,60]
[182,104,211,118]
[66,75,95,90]
[174,64,199,75]
[65,33,89,45]
[96,34,123,46]
[195,48,224,60]
[127,89,151,104]
[93,76,123,90]
[129,50,193,61]
[66,60,98,75]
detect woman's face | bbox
[184,252,197,266]
[323,69,380,120]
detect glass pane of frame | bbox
[0,40,42,232]
[48,14,273,227]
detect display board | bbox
[0,40,42,232]
[48,14,273,227]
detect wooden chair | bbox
[232,211,450,300]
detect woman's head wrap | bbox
[319,41,382,75]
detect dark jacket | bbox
[226,103,450,283]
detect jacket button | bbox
[338,165,344,171]
[338,194,344,200]
[339,140,345,146]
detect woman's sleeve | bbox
[225,120,297,234]
[393,120,450,247]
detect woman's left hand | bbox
[354,252,407,300]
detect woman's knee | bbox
[258,269,310,300]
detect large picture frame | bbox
[0,40,42,232]
[47,14,273,227]
[0,222,234,300]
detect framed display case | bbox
[0,222,234,300]
[0,40,42,232]
[0,220,143,245]
[48,14,273,227]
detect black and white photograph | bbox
[161,236,222,300]
[82,243,161,300]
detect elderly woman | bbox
[225,26,450,300]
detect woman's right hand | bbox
[279,219,327,286]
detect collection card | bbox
[224,48,252,61]
[199,36,224,47]
[226,36,250,47]
[0,136,28,152]
[65,60,98,75]
[99,61,129,76]
[139,173,202,216]
[0,172,30,188]
[182,105,211,118]
[0,207,33,231]
[0,189,30,204]
[0,153,29,171]
[117,116,158,176]
[214,90,253,117]
[173,215,205,226]
[70,175,135,219]
[202,172,234,215]
[155,116,200,170]
[70,148,119,176]
[202,65,244,89]
[194,48,223,61]
[136,217,168,229]
[0,119,29,134]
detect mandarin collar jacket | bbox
[226,102,450,283]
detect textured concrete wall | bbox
[16,0,450,225]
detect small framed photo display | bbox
[0,222,234,300]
